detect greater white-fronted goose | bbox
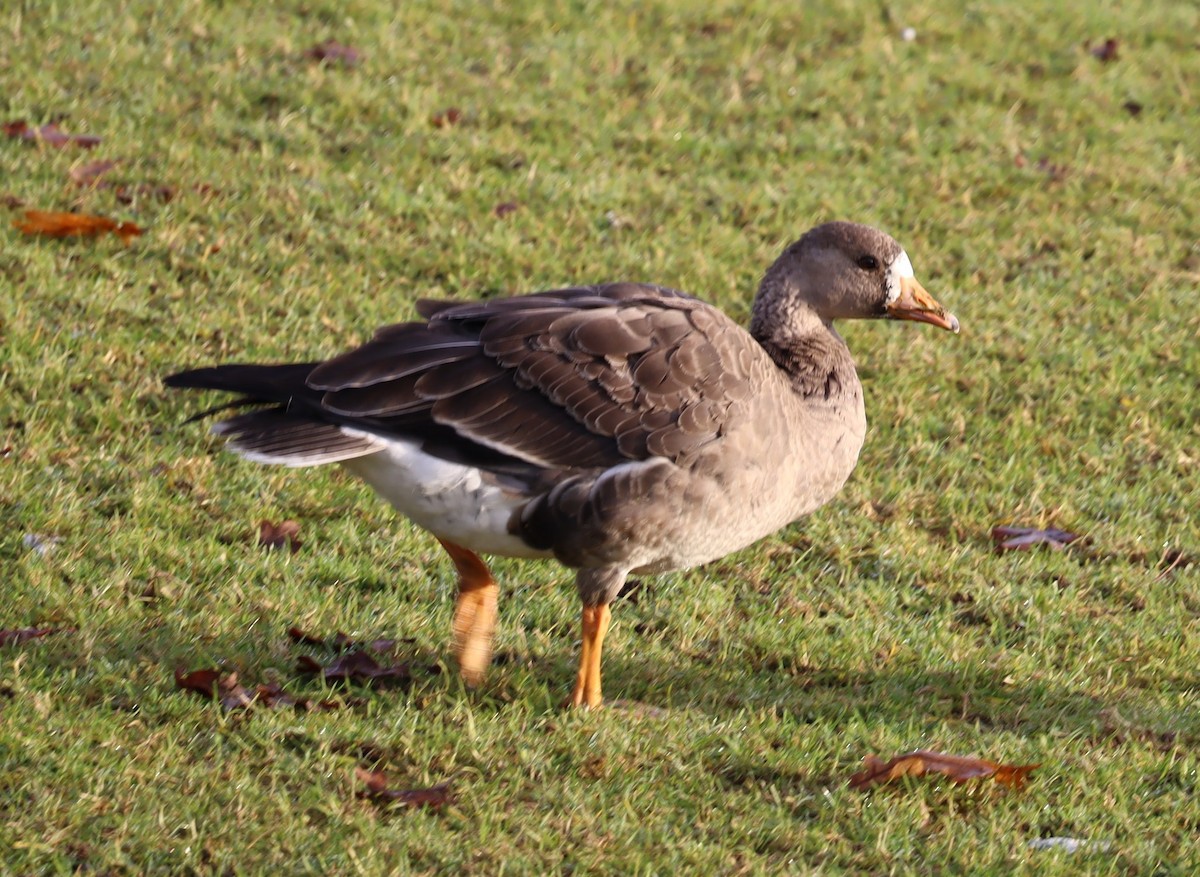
[166,221,958,707]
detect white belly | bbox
[341,437,552,559]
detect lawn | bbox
[2,0,1198,872]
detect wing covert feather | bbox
[302,283,764,470]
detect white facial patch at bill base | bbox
[885,250,915,304]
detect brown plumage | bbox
[165,221,958,707]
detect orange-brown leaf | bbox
[990,762,1040,789]
[848,749,1039,790]
[429,107,462,128]
[15,209,143,244]
[354,767,452,809]
[258,519,302,553]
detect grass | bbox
[2,0,1198,872]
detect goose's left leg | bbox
[568,568,626,708]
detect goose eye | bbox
[856,255,879,271]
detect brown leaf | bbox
[174,667,224,695]
[174,666,339,711]
[14,209,143,244]
[991,526,1080,552]
[849,750,1039,790]
[991,762,1041,789]
[115,182,177,205]
[287,625,398,653]
[3,119,101,148]
[429,107,462,128]
[0,626,71,647]
[304,40,362,67]
[1122,100,1143,117]
[1089,38,1119,63]
[2,194,26,210]
[69,159,120,187]
[174,667,255,710]
[296,648,411,686]
[355,767,452,809]
[288,626,329,647]
[252,681,327,710]
[493,201,519,218]
[295,654,324,674]
[258,519,302,553]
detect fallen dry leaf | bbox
[258,519,302,553]
[174,666,339,711]
[70,159,121,187]
[304,40,362,67]
[2,194,26,210]
[991,526,1080,552]
[3,119,101,148]
[0,627,71,647]
[849,749,1039,790]
[297,649,411,686]
[493,201,519,218]
[174,667,255,710]
[250,681,317,710]
[1123,100,1143,117]
[14,209,143,244]
[429,107,462,128]
[1089,38,1119,63]
[114,182,177,205]
[355,767,452,809]
[288,625,399,653]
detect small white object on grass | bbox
[1028,837,1114,854]
[901,27,917,41]
[23,533,61,557]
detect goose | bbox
[165,221,958,707]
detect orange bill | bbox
[887,276,959,333]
